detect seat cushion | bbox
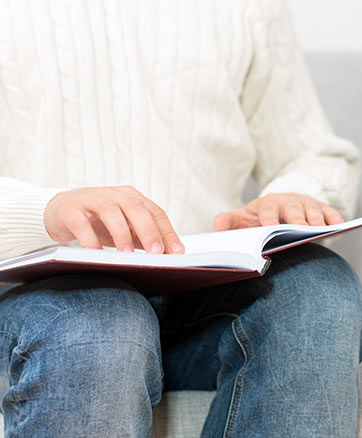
[151,391,215,438]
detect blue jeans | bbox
[0,243,361,437]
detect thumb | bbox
[213,208,261,231]
[213,209,248,231]
[213,212,234,231]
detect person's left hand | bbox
[213,193,344,231]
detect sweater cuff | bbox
[259,172,329,205]
[0,188,68,260]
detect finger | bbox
[304,202,326,226]
[213,208,260,230]
[258,200,281,226]
[213,212,234,231]
[142,199,185,254]
[85,212,118,247]
[90,201,134,252]
[63,209,103,249]
[120,196,164,253]
[282,201,308,225]
[213,212,233,231]
[322,205,344,225]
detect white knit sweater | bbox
[0,0,360,261]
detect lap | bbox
[159,243,361,345]
[160,243,362,389]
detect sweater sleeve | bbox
[0,177,67,261]
[241,0,361,220]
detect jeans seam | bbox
[16,309,69,355]
[223,317,253,438]
[184,312,239,328]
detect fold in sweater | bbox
[0,0,360,260]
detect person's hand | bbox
[213,193,344,231]
[44,186,185,254]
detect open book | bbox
[0,218,361,295]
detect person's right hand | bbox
[44,186,185,254]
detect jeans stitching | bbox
[16,309,69,354]
[184,312,239,328]
[223,317,253,438]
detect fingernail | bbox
[171,242,183,253]
[150,242,163,253]
[123,245,133,252]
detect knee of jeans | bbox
[269,244,362,316]
[237,245,362,366]
[6,275,163,406]
[14,273,161,362]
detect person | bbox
[0,0,360,437]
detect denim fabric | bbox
[0,243,361,437]
[0,276,163,437]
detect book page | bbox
[180,217,362,257]
[180,227,269,259]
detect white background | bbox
[288,0,362,52]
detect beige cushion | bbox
[151,391,215,438]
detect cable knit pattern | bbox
[154,0,181,218]
[50,0,86,188]
[0,0,360,261]
[0,0,38,181]
[104,0,133,184]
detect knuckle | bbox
[65,213,87,230]
[308,212,321,219]
[122,185,134,191]
[110,226,132,242]
[121,185,139,195]
[109,185,136,197]
[114,232,132,244]
[262,199,278,208]
[285,203,302,213]
[306,201,321,210]
[122,196,144,211]
[161,230,177,240]
[261,206,277,216]
[152,207,168,222]
[96,200,118,213]
[57,202,79,216]
[308,211,322,220]
[139,228,159,242]
[150,203,165,215]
